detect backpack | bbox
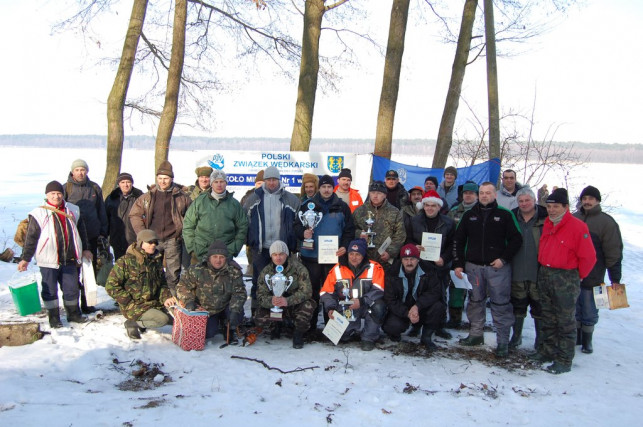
[14,206,74,248]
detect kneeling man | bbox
[382,244,446,350]
[320,239,387,351]
[176,241,247,341]
[256,241,316,349]
[106,229,177,339]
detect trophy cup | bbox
[298,202,323,250]
[265,265,294,321]
[364,211,377,248]
[338,281,358,322]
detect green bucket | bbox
[9,280,42,316]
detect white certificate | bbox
[420,232,442,261]
[449,270,473,290]
[318,235,339,264]
[322,312,350,345]
[378,236,392,255]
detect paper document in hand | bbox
[420,232,442,261]
[322,312,350,345]
[81,257,98,306]
[449,270,472,290]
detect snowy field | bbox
[0,147,641,426]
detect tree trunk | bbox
[483,0,500,162]
[104,0,148,196]
[289,0,325,152]
[373,0,410,159]
[432,0,478,168]
[155,0,187,169]
[0,322,43,347]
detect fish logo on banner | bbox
[208,153,225,170]
[327,156,344,173]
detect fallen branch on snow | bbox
[230,355,319,374]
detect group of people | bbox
[18,160,622,375]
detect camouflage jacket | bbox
[176,262,246,315]
[105,243,172,321]
[352,200,406,265]
[257,258,312,309]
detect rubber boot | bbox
[293,331,304,349]
[576,322,582,345]
[47,308,63,329]
[459,335,484,346]
[270,323,282,340]
[407,323,422,337]
[445,307,462,328]
[581,326,594,354]
[533,319,543,351]
[80,285,96,314]
[125,320,141,339]
[64,304,88,324]
[509,316,524,349]
[420,328,437,351]
[435,327,453,339]
[496,342,509,358]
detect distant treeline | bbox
[1,134,641,164]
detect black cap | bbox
[580,185,601,202]
[369,181,388,194]
[338,168,352,180]
[207,240,229,258]
[385,170,398,179]
[45,181,64,194]
[547,188,569,205]
[319,175,334,187]
[424,176,439,187]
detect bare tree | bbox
[103,0,148,195]
[483,0,500,162]
[373,0,411,159]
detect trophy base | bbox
[269,308,284,321]
[302,240,314,251]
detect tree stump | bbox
[0,322,43,347]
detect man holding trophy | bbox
[320,239,387,351]
[295,175,355,334]
[256,240,316,349]
[352,181,406,272]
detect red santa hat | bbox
[419,190,443,209]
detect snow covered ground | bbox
[0,147,641,426]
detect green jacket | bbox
[257,258,312,309]
[176,262,246,315]
[105,243,172,321]
[182,190,248,260]
[353,200,406,265]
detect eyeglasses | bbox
[147,240,159,245]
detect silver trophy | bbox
[338,285,358,322]
[265,265,294,321]
[298,202,323,250]
[364,211,377,248]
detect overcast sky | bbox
[1,0,641,145]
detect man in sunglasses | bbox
[106,229,178,339]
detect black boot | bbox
[407,323,422,337]
[270,323,282,340]
[65,304,88,324]
[576,326,582,346]
[420,328,437,351]
[509,316,524,349]
[445,307,462,329]
[80,286,96,314]
[125,320,141,339]
[533,319,543,351]
[293,331,304,349]
[435,327,453,339]
[47,308,63,329]
[581,331,593,354]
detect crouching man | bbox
[382,244,446,350]
[256,241,316,349]
[106,229,178,339]
[320,239,387,351]
[176,241,247,342]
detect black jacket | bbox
[408,212,455,269]
[384,260,443,318]
[453,200,522,269]
[105,186,143,257]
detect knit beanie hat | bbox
[195,166,213,177]
[347,239,367,258]
[117,172,134,184]
[462,182,478,193]
[210,170,227,182]
[71,159,89,172]
[369,181,388,194]
[444,166,458,178]
[269,240,289,256]
[156,160,174,178]
[421,190,443,207]
[207,240,229,258]
[137,229,159,246]
[338,168,352,180]
[580,185,601,202]
[400,243,420,260]
[264,166,280,180]
[45,180,64,194]
[547,188,569,205]
[424,176,439,187]
[319,175,335,188]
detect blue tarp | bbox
[372,156,501,189]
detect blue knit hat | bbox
[347,239,367,257]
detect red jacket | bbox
[538,211,596,279]
[334,186,363,213]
